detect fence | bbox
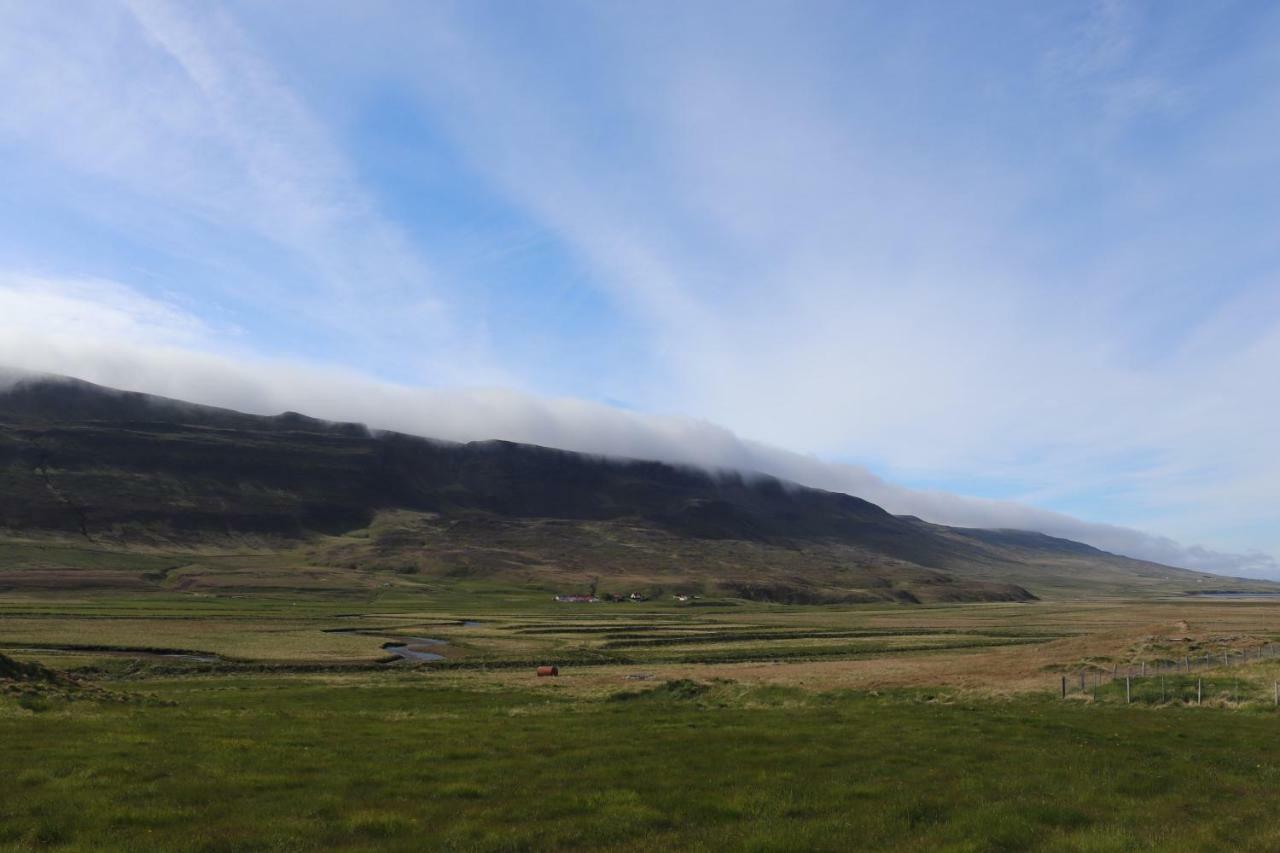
[1057,642,1280,706]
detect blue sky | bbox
[2,1,1279,575]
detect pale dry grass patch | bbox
[443,603,1280,697]
[0,616,388,662]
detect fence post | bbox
[1198,679,1202,705]
[1061,675,1067,699]
[1161,675,1166,702]
[1141,661,1146,677]
[1126,676,1131,704]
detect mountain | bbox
[0,372,1261,601]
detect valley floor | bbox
[6,539,1280,850]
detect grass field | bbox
[6,537,1280,850]
[7,675,1280,851]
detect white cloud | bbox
[0,0,456,363]
[0,275,207,345]
[1,274,1274,578]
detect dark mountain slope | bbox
[0,375,935,553]
[0,372,1252,599]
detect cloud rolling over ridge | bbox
[2,276,1273,579]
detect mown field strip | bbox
[430,636,1051,670]
[598,628,1066,649]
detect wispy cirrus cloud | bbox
[338,1,1280,562]
[0,0,474,378]
[2,2,1279,573]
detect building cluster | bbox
[553,591,702,603]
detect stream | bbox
[381,637,447,662]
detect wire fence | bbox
[1058,642,1280,706]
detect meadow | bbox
[6,537,1280,850]
[8,674,1280,851]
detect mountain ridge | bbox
[0,371,1264,601]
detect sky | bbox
[1,1,1278,576]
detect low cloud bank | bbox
[3,341,1275,580]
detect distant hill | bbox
[0,372,1265,601]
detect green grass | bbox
[5,675,1280,851]
[8,540,1280,849]
[1087,673,1272,706]
[0,542,184,573]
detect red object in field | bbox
[536,665,559,677]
